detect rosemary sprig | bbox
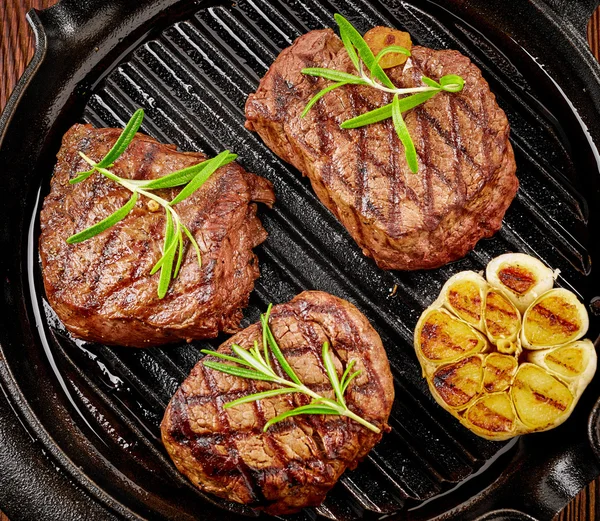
[300,14,465,173]
[201,304,379,433]
[66,109,237,298]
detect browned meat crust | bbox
[161,290,394,515]
[245,29,518,270]
[39,124,275,347]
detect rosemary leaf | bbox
[164,210,175,252]
[69,168,96,185]
[253,340,273,370]
[374,45,411,65]
[263,404,341,431]
[338,20,360,71]
[263,304,272,369]
[224,388,298,409]
[440,74,465,92]
[261,309,303,386]
[334,14,395,89]
[70,152,102,185]
[301,68,365,84]
[173,229,185,279]
[341,370,362,394]
[170,150,232,206]
[392,94,418,173]
[203,361,278,382]
[302,81,348,118]
[341,104,392,128]
[249,341,262,364]
[140,153,237,190]
[181,222,202,269]
[200,349,256,367]
[97,109,144,169]
[421,76,441,89]
[232,344,272,374]
[150,210,175,275]
[322,342,345,406]
[157,215,179,299]
[340,359,357,389]
[340,90,438,129]
[66,191,139,244]
[149,254,164,275]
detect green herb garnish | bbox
[66,109,237,298]
[301,14,465,173]
[201,304,380,433]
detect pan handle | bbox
[31,0,168,47]
[539,0,600,37]
[588,394,600,462]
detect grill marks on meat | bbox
[245,29,518,270]
[161,291,394,515]
[39,124,275,347]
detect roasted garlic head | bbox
[414,253,596,440]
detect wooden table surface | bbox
[1,1,600,520]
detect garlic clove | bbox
[486,253,555,313]
[438,271,488,331]
[527,339,597,393]
[463,392,517,440]
[482,353,518,393]
[521,288,589,349]
[431,355,483,410]
[414,307,488,371]
[484,288,522,354]
[511,363,573,430]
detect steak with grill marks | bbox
[245,29,518,270]
[161,290,394,515]
[39,124,275,347]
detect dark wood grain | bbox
[0,0,53,111]
[0,1,599,520]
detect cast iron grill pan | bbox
[3,0,600,520]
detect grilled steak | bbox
[40,124,275,347]
[161,290,394,515]
[245,29,518,270]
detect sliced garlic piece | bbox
[528,339,597,390]
[363,27,412,68]
[438,271,488,331]
[414,307,488,365]
[521,288,589,349]
[463,392,517,440]
[486,253,555,313]
[483,353,518,393]
[431,355,483,410]
[511,363,573,430]
[484,289,521,354]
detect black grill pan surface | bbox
[1,0,600,520]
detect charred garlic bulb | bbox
[414,253,596,440]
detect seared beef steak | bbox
[161,291,394,515]
[40,124,275,347]
[245,29,518,270]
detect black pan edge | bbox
[0,12,120,521]
[0,3,190,520]
[1,1,600,520]
[541,0,600,36]
[474,510,540,521]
